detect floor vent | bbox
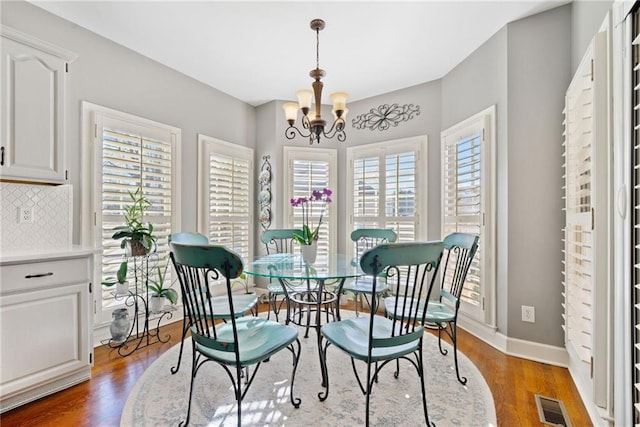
[534,394,572,427]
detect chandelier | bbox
[282,19,348,145]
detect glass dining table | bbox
[244,252,365,388]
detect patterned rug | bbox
[121,312,496,426]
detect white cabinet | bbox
[0,250,93,413]
[0,26,77,184]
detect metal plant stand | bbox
[104,253,174,356]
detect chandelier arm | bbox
[285,125,312,140]
[322,118,345,139]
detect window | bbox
[86,103,181,324]
[346,137,426,259]
[441,106,495,324]
[197,135,253,264]
[283,147,337,263]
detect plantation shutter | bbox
[632,8,640,425]
[197,135,253,262]
[97,113,177,318]
[208,153,251,258]
[442,131,482,311]
[385,151,417,241]
[563,42,594,378]
[563,30,609,409]
[353,155,380,229]
[291,159,331,264]
[347,138,424,258]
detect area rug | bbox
[122,312,496,426]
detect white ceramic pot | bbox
[149,295,166,313]
[116,280,129,296]
[300,240,318,264]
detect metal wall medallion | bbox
[258,155,272,230]
[352,103,421,132]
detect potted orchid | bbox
[290,187,332,263]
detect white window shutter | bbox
[97,113,178,319]
[442,131,482,310]
[198,135,253,262]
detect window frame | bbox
[345,136,427,260]
[196,134,254,269]
[83,102,182,326]
[282,146,338,258]
[440,105,496,326]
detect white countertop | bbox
[0,245,99,264]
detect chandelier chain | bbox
[316,27,320,70]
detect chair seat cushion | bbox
[342,278,389,294]
[206,294,258,319]
[425,301,455,323]
[321,316,420,362]
[383,296,426,319]
[194,316,298,366]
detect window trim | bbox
[196,134,254,262]
[82,102,182,326]
[345,136,428,260]
[440,105,496,327]
[282,146,338,256]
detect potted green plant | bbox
[101,261,129,295]
[111,187,157,257]
[148,262,179,313]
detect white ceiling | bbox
[30,1,569,106]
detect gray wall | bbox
[441,26,509,334]
[571,0,614,73]
[1,1,256,240]
[506,6,571,345]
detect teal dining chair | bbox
[342,228,397,315]
[424,232,479,385]
[170,242,301,427]
[168,232,257,374]
[261,229,301,322]
[384,232,479,385]
[320,241,444,427]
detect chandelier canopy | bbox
[282,19,348,145]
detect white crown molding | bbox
[1,24,78,62]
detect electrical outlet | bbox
[18,207,34,223]
[522,305,535,323]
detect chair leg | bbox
[179,343,198,427]
[171,316,190,374]
[450,321,467,385]
[436,323,448,356]
[235,365,243,427]
[417,343,433,427]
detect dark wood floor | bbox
[1,302,592,426]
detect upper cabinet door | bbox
[0,26,76,184]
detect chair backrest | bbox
[439,233,479,307]
[169,232,209,245]
[360,241,443,345]
[170,242,244,357]
[261,229,301,254]
[351,228,398,260]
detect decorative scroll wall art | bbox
[258,155,272,230]
[352,103,420,132]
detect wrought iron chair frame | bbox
[320,241,444,427]
[170,242,301,426]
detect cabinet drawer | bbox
[1,257,89,294]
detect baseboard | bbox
[457,316,568,367]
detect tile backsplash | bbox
[0,182,72,251]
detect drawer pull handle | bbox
[25,272,54,279]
